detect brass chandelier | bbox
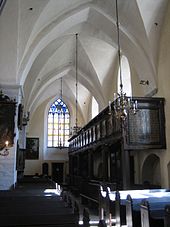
[113,0,138,121]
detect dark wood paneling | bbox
[124,97,166,150]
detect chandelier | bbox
[113,0,138,121]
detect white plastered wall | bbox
[133,2,170,188]
[24,96,84,177]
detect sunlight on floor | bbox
[79,218,117,226]
[44,183,62,196]
[44,188,61,196]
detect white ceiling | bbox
[2,0,169,124]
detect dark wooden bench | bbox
[164,205,170,227]
[80,181,100,209]
[114,191,126,227]
[140,199,164,227]
[82,207,90,227]
[126,194,141,227]
[0,183,79,227]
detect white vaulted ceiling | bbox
[2,0,169,124]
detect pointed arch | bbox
[142,154,161,187]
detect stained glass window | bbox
[48,99,70,147]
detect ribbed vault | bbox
[13,0,169,125]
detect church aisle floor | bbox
[0,177,79,227]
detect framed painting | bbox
[26,137,39,160]
[0,92,16,151]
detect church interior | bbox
[1,0,170,226]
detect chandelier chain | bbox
[113,0,138,121]
[115,0,123,89]
[75,33,78,130]
[60,77,63,100]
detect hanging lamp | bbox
[113,0,138,121]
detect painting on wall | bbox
[16,141,25,171]
[26,137,39,160]
[0,91,16,151]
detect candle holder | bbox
[108,0,138,121]
[0,141,9,156]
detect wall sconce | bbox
[140,80,149,85]
[0,141,9,156]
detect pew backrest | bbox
[99,184,110,220]
[115,190,121,227]
[126,194,133,227]
[83,207,90,227]
[140,199,165,227]
[140,200,150,227]
[164,205,170,227]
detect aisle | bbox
[0,177,79,227]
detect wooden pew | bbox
[98,219,107,227]
[83,207,90,227]
[164,205,170,227]
[126,194,133,227]
[111,191,126,227]
[80,180,100,207]
[0,190,79,227]
[126,194,141,227]
[107,190,127,227]
[115,191,121,227]
[140,199,164,227]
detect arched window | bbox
[48,98,70,147]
